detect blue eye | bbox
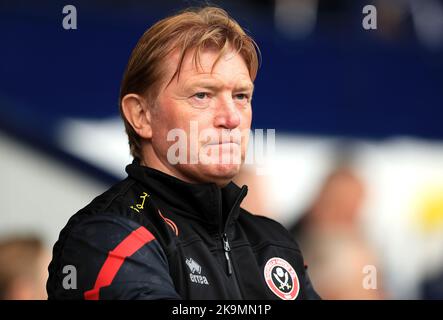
[235,93,250,101]
[194,92,209,99]
[190,92,211,109]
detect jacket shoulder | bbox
[47,178,179,299]
[47,213,179,300]
[50,177,171,273]
[62,177,168,236]
[239,209,301,250]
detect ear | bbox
[121,94,152,139]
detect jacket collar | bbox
[125,161,248,231]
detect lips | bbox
[205,137,241,146]
[199,128,244,146]
[207,141,240,146]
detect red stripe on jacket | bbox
[84,226,155,300]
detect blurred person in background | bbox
[0,236,50,300]
[290,164,385,299]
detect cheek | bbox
[150,110,177,157]
[152,104,184,137]
[240,107,252,129]
[151,103,200,156]
[240,108,252,150]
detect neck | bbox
[139,144,231,187]
[140,144,190,182]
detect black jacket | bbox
[47,162,320,300]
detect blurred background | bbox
[1,0,443,299]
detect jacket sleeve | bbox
[47,214,181,300]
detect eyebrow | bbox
[235,83,254,93]
[185,79,254,92]
[185,79,223,91]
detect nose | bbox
[213,95,241,129]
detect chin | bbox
[213,164,242,184]
[199,163,241,185]
[215,162,240,176]
[195,147,243,183]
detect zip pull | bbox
[222,233,233,275]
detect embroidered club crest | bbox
[264,257,299,300]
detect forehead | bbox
[164,47,252,88]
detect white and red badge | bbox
[264,257,300,300]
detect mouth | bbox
[207,141,240,146]
[200,141,242,164]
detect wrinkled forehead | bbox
[162,45,252,88]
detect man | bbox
[47,6,320,300]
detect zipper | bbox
[220,185,248,276]
[222,233,233,275]
[209,184,248,297]
[221,231,243,299]
[222,185,248,234]
[219,185,248,298]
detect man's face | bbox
[145,47,253,186]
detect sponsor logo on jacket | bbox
[186,257,209,285]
